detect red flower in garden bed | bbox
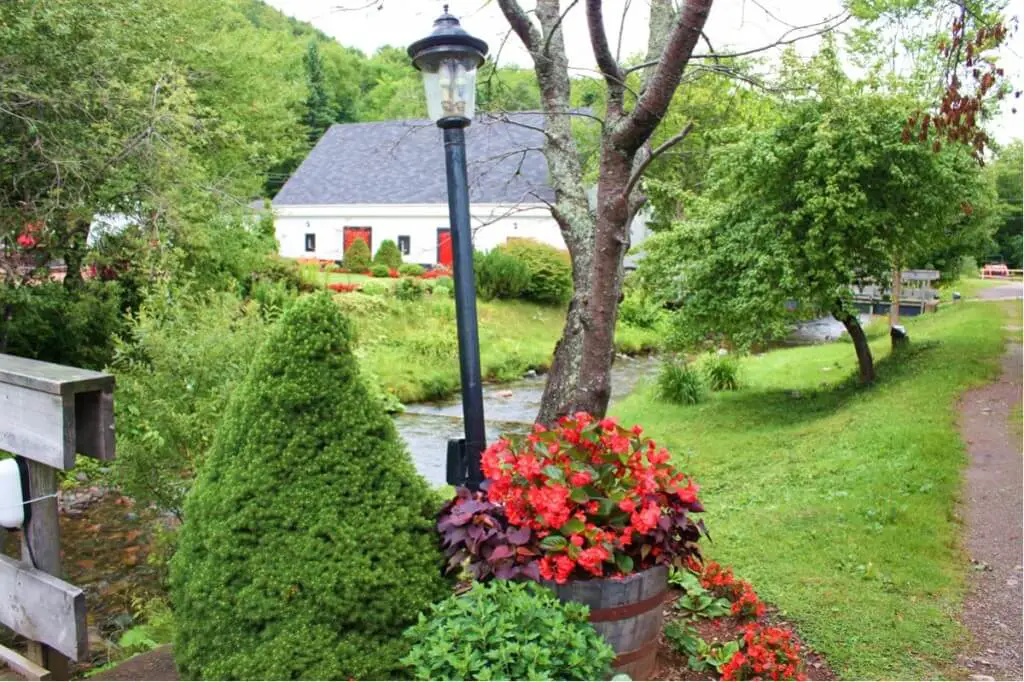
[720,623,807,681]
[438,412,707,584]
[421,266,453,279]
[327,282,360,293]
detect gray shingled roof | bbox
[273,113,554,206]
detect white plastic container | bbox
[0,458,25,529]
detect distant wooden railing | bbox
[980,264,1024,279]
[0,354,115,681]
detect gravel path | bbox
[978,281,1024,301]
[957,327,1023,681]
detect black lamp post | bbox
[409,5,489,491]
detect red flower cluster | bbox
[327,282,360,293]
[720,623,806,681]
[687,559,765,618]
[421,266,453,279]
[388,268,399,278]
[15,222,41,249]
[480,412,706,583]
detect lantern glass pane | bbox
[418,52,479,122]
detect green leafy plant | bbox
[657,359,704,405]
[701,353,740,391]
[370,263,391,278]
[343,237,372,271]
[665,620,741,674]
[399,263,425,277]
[402,581,615,681]
[374,239,403,269]
[359,281,391,297]
[475,247,531,301]
[394,277,426,301]
[500,239,572,305]
[111,291,269,517]
[170,294,449,680]
[618,290,664,330]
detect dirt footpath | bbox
[957,323,1023,682]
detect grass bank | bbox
[613,302,1010,679]
[939,276,1017,301]
[335,291,660,404]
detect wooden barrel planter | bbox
[544,564,668,680]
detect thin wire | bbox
[0,492,57,509]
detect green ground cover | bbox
[613,303,1011,679]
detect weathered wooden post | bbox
[0,354,115,681]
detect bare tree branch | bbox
[623,121,694,198]
[496,0,542,53]
[615,0,712,152]
[615,0,632,62]
[586,0,627,116]
[623,12,852,74]
[544,0,580,57]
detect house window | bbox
[397,235,411,255]
[304,233,316,252]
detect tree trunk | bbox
[497,0,714,424]
[834,307,875,384]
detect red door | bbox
[343,226,372,254]
[437,228,453,268]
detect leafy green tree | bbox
[170,294,449,680]
[986,140,1023,268]
[638,93,993,384]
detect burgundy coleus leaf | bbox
[519,561,541,582]
[494,564,518,580]
[506,526,531,545]
[488,545,515,562]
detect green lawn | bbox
[612,303,1011,679]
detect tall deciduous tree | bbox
[496,0,716,423]
[638,92,995,384]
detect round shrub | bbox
[370,263,391,278]
[475,248,531,301]
[402,581,615,681]
[500,239,572,305]
[169,294,449,680]
[657,358,704,405]
[399,263,425,277]
[374,239,403,269]
[343,237,371,271]
[394,277,426,302]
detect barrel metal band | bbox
[587,590,667,623]
[611,636,660,666]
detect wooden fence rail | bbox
[0,354,115,681]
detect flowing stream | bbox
[395,355,661,486]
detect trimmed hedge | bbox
[374,239,402,269]
[343,237,371,271]
[398,263,425,277]
[474,248,530,301]
[500,239,572,305]
[170,293,449,680]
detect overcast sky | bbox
[265,0,1022,142]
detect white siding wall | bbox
[273,203,564,264]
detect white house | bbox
[271,113,649,266]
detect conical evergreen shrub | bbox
[373,239,402,269]
[170,293,449,680]
[343,237,371,271]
